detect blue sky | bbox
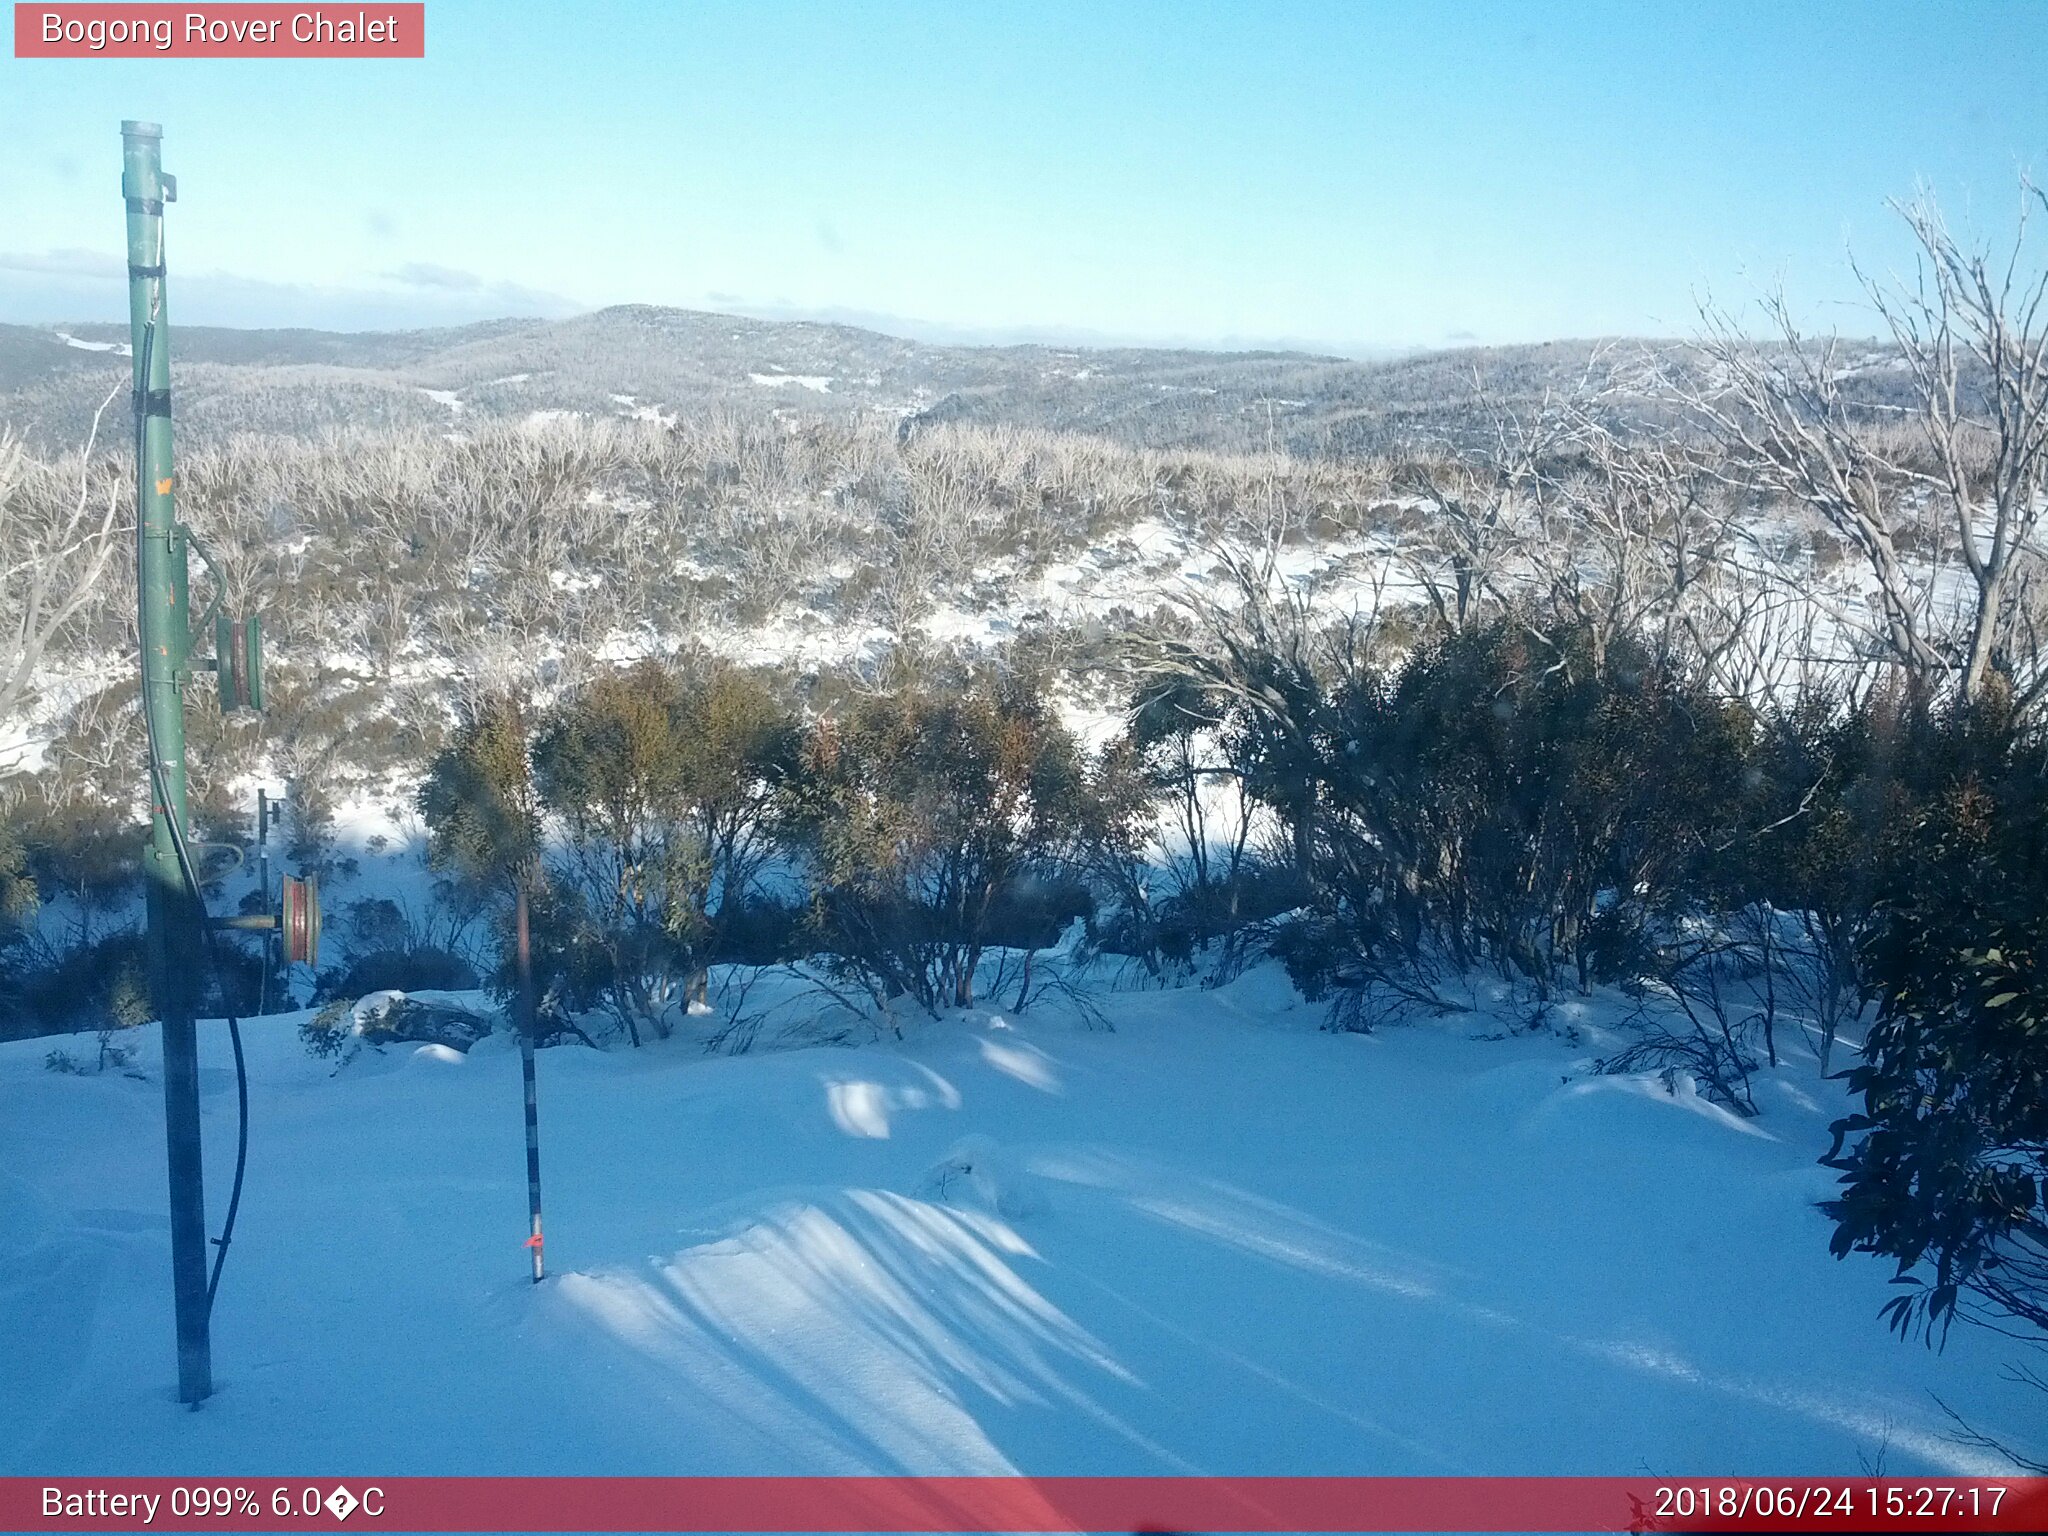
[2,0,2044,351]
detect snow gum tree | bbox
[1690,181,2048,709]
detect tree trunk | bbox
[1961,564,2009,703]
[955,944,980,1008]
[1292,791,1315,874]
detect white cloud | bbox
[0,248,126,278]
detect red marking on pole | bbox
[523,1234,543,1249]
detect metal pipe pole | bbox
[123,119,212,1406]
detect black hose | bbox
[210,1013,249,1311]
[133,287,251,1319]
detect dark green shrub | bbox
[787,669,1132,1018]
[1828,907,2048,1345]
[1820,694,2048,1344]
[17,931,151,1035]
[531,657,799,1043]
[1280,620,1752,1015]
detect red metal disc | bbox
[279,874,320,966]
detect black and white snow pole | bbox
[516,874,544,1282]
[255,788,276,1013]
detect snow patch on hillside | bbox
[53,332,129,356]
[750,372,833,392]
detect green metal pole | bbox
[123,119,212,1406]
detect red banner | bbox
[13,4,424,58]
[4,1477,2048,1532]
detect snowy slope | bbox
[2,968,2041,1480]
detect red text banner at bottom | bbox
[6,1476,2048,1533]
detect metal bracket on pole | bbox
[215,875,320,969]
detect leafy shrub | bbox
[10,789,142,913]
[531,657,799,1043]
[1827,910,2048,1344]
[710,895,807,967]
[418,696,541,889]
[1279,620,1751,1016]
[0,810,35,939]
[787,669,1133,1019]
[16,931,152,1035]
[299,998,355,1059]
[1820,694,2048,1344]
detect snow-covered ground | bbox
[3,965,2041,1478]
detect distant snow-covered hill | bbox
[1,305,1848,457]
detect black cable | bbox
[133,282,251,1319]
[211,1014,249,1312]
